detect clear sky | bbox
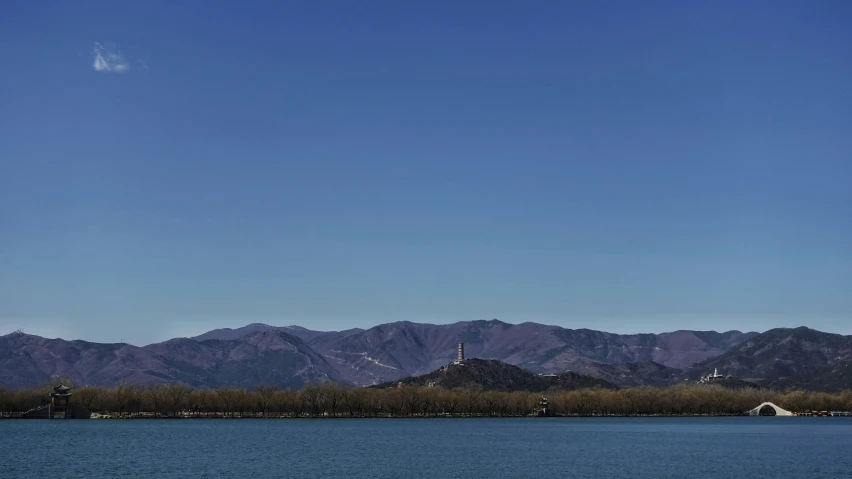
[1,1,851,345]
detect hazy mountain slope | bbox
[567,361,683,387]
[0,332,179,387]
[0,330,344,389]
[144,330,345,388]
[376,358,617,392]
[643,330,759,368]
[685,327,852,383]
[302,327,369,350]
[769,360,852,393]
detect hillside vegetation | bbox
[374,358,616,392]
[3,379,850,418]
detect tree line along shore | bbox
[3,380,852,418]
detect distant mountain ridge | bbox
[195,319,758,373]
[192,324,359,343]
[194,320,758,383]
[1,320,765,390]
[0,330,341,389]
[684,326,852,392]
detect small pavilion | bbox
[50,385,72,419]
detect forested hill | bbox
[374,358,616,392]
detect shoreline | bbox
[6,413,848,420]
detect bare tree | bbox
[233,388,250,417]
[841,390,852,411]
[165,384,191,416]
[401,386,423,416]
[480,391,501,417]
[111,379,136,416]
[324,383,348,417]
[143,385,168,416]
[419,388,438,417]
[440,390,461,417]
[254,384,279,418]
[215,387,236,417]
[189,389,213,417]
[463,385,484,416]
[301,384,327,417]
[345,388,366,417]
[277,389,299,417]
[74,386,106,412]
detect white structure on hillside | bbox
[698,368,732,384]
[452,341,465,365]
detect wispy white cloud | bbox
[91,43,131,73]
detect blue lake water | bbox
[2,418,851,478]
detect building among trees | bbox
[698,368,732,384]
[20,384,91,419]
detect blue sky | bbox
[1,1,851,344]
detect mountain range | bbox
[2,321,849,392]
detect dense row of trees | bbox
[2,379,851,418]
